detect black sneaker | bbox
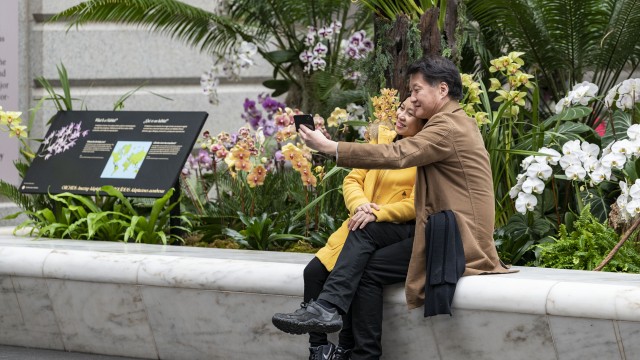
[331,345,352,360]
[272,300,342,335]
[309,343,336,360]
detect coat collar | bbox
[439,99,463,114]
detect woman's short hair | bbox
[407,56,463,100]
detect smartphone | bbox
[293,114,315,131]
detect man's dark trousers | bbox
[316,222,415,359]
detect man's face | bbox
[408,73,448,119]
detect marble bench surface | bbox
[1,227,640,360]
[1,228,638,321]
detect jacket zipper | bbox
[442,212,448,284]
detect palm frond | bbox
[593,0,640,92]
[51,0,261,55]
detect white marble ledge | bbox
[1,228,639,322]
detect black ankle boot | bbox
[309,342,336,360]
[331,345,352,360]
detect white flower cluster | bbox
[616,180,640,220]
[510,124,640,217]
[201,41,258,105]
[554,81,599,114]
[604,78,640,111]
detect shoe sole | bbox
[271,316,342,335]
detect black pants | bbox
[303,257,354,348]
[317,222,415,359]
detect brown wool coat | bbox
[336,100,514,310]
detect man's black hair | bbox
[407,56,463,100]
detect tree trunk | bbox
[419,8,442,57]
[376,14,411,100]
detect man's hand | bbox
[298,125,338,154]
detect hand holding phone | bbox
[293,114,315,132]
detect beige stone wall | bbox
[28,0,275,139]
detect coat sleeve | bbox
[374,185,416,223]
[337,115,454,169]
[342,168,371,214]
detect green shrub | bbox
[533,206,640,272]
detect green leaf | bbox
[263,50,298,64]
[542,106,593,129]
[556,121,592,135]
[601,110,632,148]
[262,79,290,97]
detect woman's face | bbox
[395,98,425,137]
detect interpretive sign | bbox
[0,0,20,186]
[20,111,208,197]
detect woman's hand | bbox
[355,202,380,214]
[348,210,377,231]
[298,125,338,154]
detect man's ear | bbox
[439,82,449,98]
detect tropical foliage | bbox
[13,186,187,244]
[1,64,189,244]
[53,0,374,114]
[466,0,640,125]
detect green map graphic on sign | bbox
[100,141,152,179]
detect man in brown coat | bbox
[272,56,512,360]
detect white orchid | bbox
[526,162,553,180]
[604,78,640,111]
[629,179,640,199]
[581,142,600,158]
[562,139,581,156]
[554,81,598,113]
[589,165,611,185]
[509,174,527,199]
[582,156,599,172]
[565,164,587,180]
[559,154,581,170]
[601,152,626,170]
[521,155,535,169]
[515,192,538,215]
[522,176,545,194]
[627,124,640,140]
[612,139,633,157]
[535,147,561,165]
[626,199,640,217]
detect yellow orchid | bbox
[474,112,489,126]
[494,89,510,103]
[291,158,309,172]
[508,51,526,66]
[0,111,22,126]
[327,107,348,128]
[9,124,27,138]
[370,88,399,128]
[489,78,502,92]
[232,147,253,172]
[299,165,318,187]
[281,143,303,162]
[247,165,267,187]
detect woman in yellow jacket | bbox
[303,98,427,360]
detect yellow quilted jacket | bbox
[315,126,417,271]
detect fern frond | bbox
[0,180,34,214]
